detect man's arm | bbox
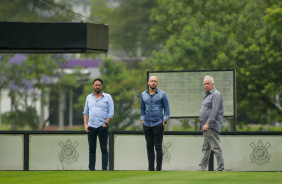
[107,95,114,119]
[103,117,112,127]
[83,97,90,132]
[84,114,90,132]
[207,92,222,124]
[203,92,222,131]
[163,93,170,121]
[104,95,114,127]
[140,95,146,123]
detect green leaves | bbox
[149,0,282,125]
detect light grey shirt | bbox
[199,87,224,133]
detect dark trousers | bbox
[143,122,164,171]
[87,126,108,171]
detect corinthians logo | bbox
[58,139,79,167]
[162,142,172,164]
[250,140,271,166]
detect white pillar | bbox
[39,90,45,130]
[69,89,73,128]
[59,91,65,130]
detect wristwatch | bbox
[163,121,167,124]
[104,122,109,126]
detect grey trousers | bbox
[197,129,224,171]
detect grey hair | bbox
[203,76,215,84]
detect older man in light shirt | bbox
[197,76,224,171]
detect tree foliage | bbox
[0,0,85,130]
[0,54,60,129]
[0,54,86,130]
[149,0,282,125]
[88,0,159,61]
[0,0,74,22]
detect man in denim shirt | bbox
[141,76,170,171]
[83,78,114,171]
[197,76,224,171]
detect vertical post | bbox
[59,91,65,130]
[108,131,114,171]
[69,89,73,128]
[24,132,29,171]
[233,69,237,131]
[208,151,214,171]
[40,91,45,130]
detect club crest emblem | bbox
[250,140,271,166]
[162,142,172,164]
[58,139,79,165]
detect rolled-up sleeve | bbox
[83,96,89,116]
[140,96,145,121]
[107,95,114,118]
[163,93,170,121]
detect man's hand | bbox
[142,120,145,124]
[85,125,90,132]
[163,121,167,128]
[203,122,209,131]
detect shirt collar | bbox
[146,88,159,94]
[205,87,216,95]
[91,91,104,96]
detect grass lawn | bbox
[0,171,281,184]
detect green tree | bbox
[0,0,74,22]
[149,0,282,128]
[88,0,158,63]
[0,0,88,130]
[0,54,86,130]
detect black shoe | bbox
[156,167,162,171]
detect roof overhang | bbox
[0,22,109,53]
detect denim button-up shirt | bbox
[141,88,170,127]
[199,88,223,133]
[83,92,114,128]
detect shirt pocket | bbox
[204,99,212,108]
[153,94,162,103]
[142,95,149,102]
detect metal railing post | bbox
[108,131,114,171]
[24,132,29,171]
[208,151,214,171]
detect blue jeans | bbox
[87,126,108,171]
[143,122,164,171]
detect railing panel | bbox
[114,135,203,171]
[0,134,24,170]
[222,136,282,171]
[0,131,281,171]
[29,135,99,170]
[114,135,147,170]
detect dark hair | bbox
[93,78,104,85]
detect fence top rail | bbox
[0,130,282,136]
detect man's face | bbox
[92,81,103,93]
[148,77,158,90]
[203,78,214,92]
